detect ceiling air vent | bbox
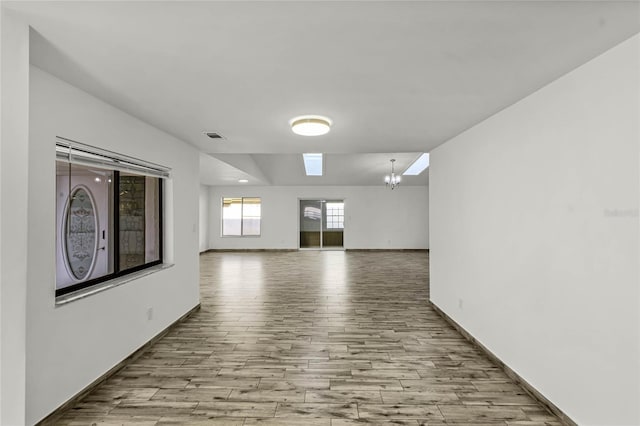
[204,131,225,140]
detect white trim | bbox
[55,263,174,306]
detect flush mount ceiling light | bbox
[238,179,249,183]
[290,115,332,136]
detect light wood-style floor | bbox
[56,251,562,425]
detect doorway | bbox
[299,199,344,249]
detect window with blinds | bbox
[55,137,170,298]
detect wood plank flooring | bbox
[56,251,562,425]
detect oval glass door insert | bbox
[65,187,97,280]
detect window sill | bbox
[55,263,175,306]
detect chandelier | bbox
[384,159,401,189]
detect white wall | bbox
[0,8,29,425]
[199,185,210,252]
[207,186,429,250]
[430,35,639,426]
[27,66,201,424]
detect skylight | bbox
[403,153,430,175]
[303,153,323,176]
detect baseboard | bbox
[202,249,429,253]
[346,248,429,252]
[202,249,297,252]
[429,301,577,426]
[36,303,201,426]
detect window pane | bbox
[119,174,146,270]
[222,197,242,236]
[300,200,322,248]
[56,161,114,290]
[222,197,261,236]
[119,174,161,270]
[144,177,161,264]
[325,201,344,230]
[242,197,261,236]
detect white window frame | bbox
[221,197,262,237]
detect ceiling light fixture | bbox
[385,159,401,190]
[290,115,332,136]
[403,153,430,175]
[238,179,248,183]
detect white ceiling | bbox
[8,1,640,186]
[200,153,428,186]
